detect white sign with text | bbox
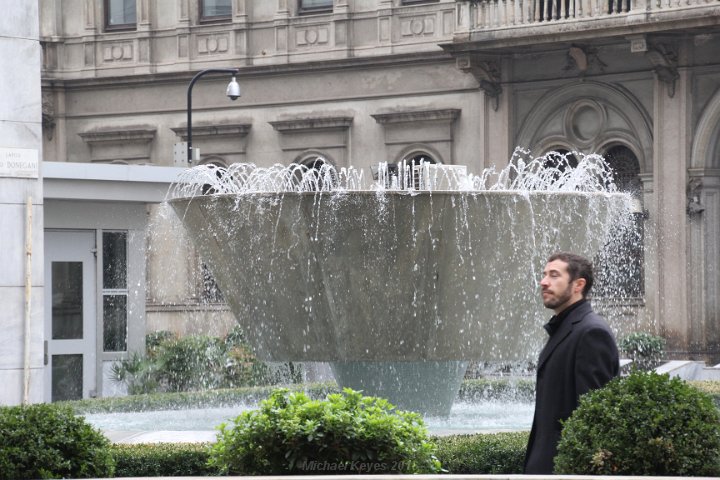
[0,147,39,178]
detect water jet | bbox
[168,151,633,415]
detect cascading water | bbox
[167,148,635,416]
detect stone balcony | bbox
[449,0,720,50]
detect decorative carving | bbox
[102,42,134,62]
[646,43,679,98]
[198,34,229,55]
[564,44,606,76]
[455,55,501,111]
[563,99,606,147]
[687,177,705,216]
[42,91,55,141]
[400,15,435,37]
[296,27,329,46]
[628,35,648,53]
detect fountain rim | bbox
[169,190,630,201]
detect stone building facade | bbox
[27,0,720,401]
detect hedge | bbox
[108,431,529,477]
[433,432,528,474]
[112,443,218,477]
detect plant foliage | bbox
[110,327,302,394]
[112,443,218,477]
[209,388,442,475]
[0,403,114,479]
[618,332,666,371]
[433,432,527,474]
[555,371,720,476]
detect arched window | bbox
[541,148,579,184]
[401,151,437,189]
[293,154,336,191]
[604,145,641,195]
[199,159,228,195]
[595,145,644,298]
[402,152,437,167]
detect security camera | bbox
[226,76,241,101]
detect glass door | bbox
[44,230,97,402]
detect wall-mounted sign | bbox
[0,147,39,178]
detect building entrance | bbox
[44,230,97,402]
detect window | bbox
[105,0,136,30]
[403,152,436,190]
[293,155,336,191]
[299,0,333,14]
[200,262,225,303]
[402,0,440,4]
[595,145,644,298]
[201,0,232,21]
[102,231,128,352]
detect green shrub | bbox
[111,327,303,394]
[112,443,217,477]
[555,371,720,476]
[0,403,114,479]
[209,388,442,475]
[434,432,527,474]
[456,378,535,403]
[618,332,666,371]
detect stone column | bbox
[686,170,720,356]
[651,42,691,357]
[0,0,44,405]
[639,172,658,334]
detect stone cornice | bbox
[371,108,461,124]
[78,127,156,144]
[170,123,252,140]
[269,116,353,132]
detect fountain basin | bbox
[170,190,629,363]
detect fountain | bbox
[167,150,633,416]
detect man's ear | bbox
[573,277,587,294]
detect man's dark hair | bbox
[548,252,594,297]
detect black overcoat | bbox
[523,300,619,474]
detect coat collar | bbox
[537,300,593,371]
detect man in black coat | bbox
[523,252,619,474]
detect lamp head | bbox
[226,76,241,101]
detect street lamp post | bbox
[186,68,241,164]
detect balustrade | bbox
[456,0,717,31]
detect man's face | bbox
[540,259,576,311]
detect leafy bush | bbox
[209,388,442,475]
[111,327,303,394]
[434,432,527,474]
[619,332,666,370]
[456,378,535,403]
[112,443,217,477]
[555,371,720,476]
[0,403,114,479]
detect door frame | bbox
[44,229,98,402]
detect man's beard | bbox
[543,283,573,310]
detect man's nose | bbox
[540,276,549,287]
